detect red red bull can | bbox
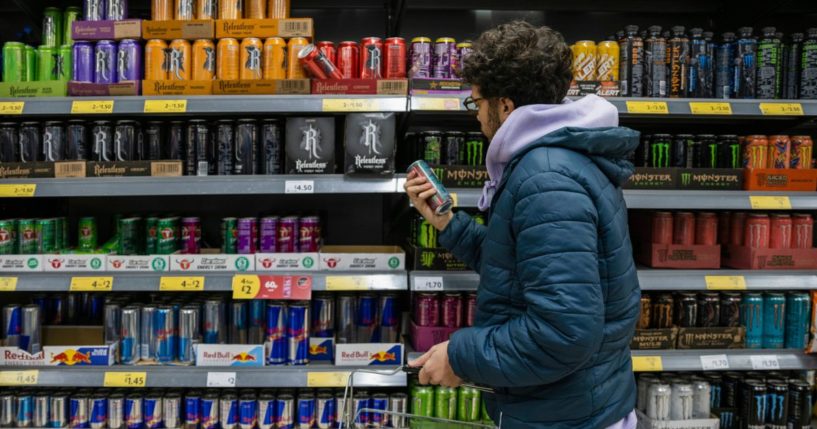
[407,160,453,215]
[360,37,383,79]
[442,293,463,328]
[219,393,239,429]
[379,294,398,343]
[287,303,310,365]
[356,294,377,342]
[124,395,142,429]
[266,302,287,365]
[277,217,299,253]
[239,393,258,429]
[337,41,360,78]
[316,41,336,65]
[793,214,814,249]
[89,394,107,429]
[297,393,315,428]
[144,393,163,429]
[315,393,335,429]
[258,392,275,429]
[273,394,294,428]
[311,294,334,337]
[465,293,477,327]
[384,37,407,78]
[414,293,440,327]
[200,393,219,429]
[353,392,370,428]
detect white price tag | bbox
[750,355,780,370]
[414,276,444,291]
[285,180,315,194]
[206,372,237,388]
[700,354,730,371]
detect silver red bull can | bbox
[407,160,453,215]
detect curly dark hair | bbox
[461,21,572,106]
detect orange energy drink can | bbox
[219,0,242,19]
[767,135,791,169]
[240,38,263,80]
[192,39,216,80]
[145,39,168,80]
[168,39,191,80]
[597,40,620,81]
[196,0,217,19]
[217,38,240,80]
[245,0,266,18]
[263,37,287,80]
[743,135,769,169]
[572,40,597,81]
[268,0,290,19]
[287,37,309,79]
[152,0,173,20]
[174,0,194,20]
[790,136,813,169]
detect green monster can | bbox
[37,219,58,253]
[157,218,179,255]
[145,217,159,254]
[411,385,435,417]
[221,217,238,254]
[416,217,438,248]
[0,220,15,255]
[42,7,63,48]
[57,45,73,82]
[63,7,81,46]
[37,46,58,80]
[457,386,482,422]
[118,218,142,255]
[17,219,37,254]
[465,132,486,166]
[434,386,458,420]
[2,42,26,82]
[24,45,37,82]
[78,217,98,251]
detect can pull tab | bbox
[401,365,495,393]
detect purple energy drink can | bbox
[107,0,127,20]
[84,0,106,21]
[409,37,432,78]
[297,394,316,429]
[94,40,118,84]
[181,217,201,254]
[200,394,219,429]
[117,39,141,81]
[266,302,287,365]
[259,216,278,253]
[276,216,298,253]
[274,394,294,429]
[258,392,275,429]
[298,216,320,252]
[124,396,142,429]
[73,41,95,82]
[287,303,310,365]
[237,217,257,255]
[432,38,456,79]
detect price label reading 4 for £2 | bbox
[232,275,260,299]
[70,276,113,292]
[160,276,205,291]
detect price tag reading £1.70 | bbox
[414,276,444,291]
[750,355,780,370]
[700,354,730,371]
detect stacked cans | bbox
[326,293,399,346]
[83,0,129,21]
[151,0,290,20]
[413,292,477,329]
[11,292,105,326]
[407,37,473,79]
[1,6,77,83]
[740,135,814,170]
[297,37,407,80]
[638,291,743,330]
[571,40,620,81]
[410,384,489,424]
[73,39,142,83]
[2,304,41,354]
[407,130,487,167]
[649,211,720,246]
[0,217,71,255]
[717,212,814,250]
[221,215,321,254]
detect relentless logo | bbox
[199,0,216,16]
[52,53,65,79]
[114,130,127,161]
[94,128,111,162]
[8,86,39,97]
[365,45,382,78]
[300,124,322,160]
[650,142,670,167]
[420,251,436,268]
[203,47,216,73]
[117,49,130,81]
[153,81,186,92]
[86,0,100,19]
[465,138,484,166]
[360,120,381,156]
[244,46,261,78]
[168,47,186,80]
[95,49,112,82]
[222,21,254,32]
[93,164,126,175]
[177,0,193,18]
[43,130,56,162]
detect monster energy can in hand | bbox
[407,160,453,215]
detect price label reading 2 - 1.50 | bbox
[71,100,114,114]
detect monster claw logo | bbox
[680,172,692,186]
[420,251,435,268]
[432,167,444,181]
[245,46,262,78]
[417,219,438,248]
[729,143,741,169]
[300,124,322,160]
[708,143,718,168]
[650,141,670,168]
[465,138,485,166]
[754,394,766,423]
[203,47,216,73]
[360,120,382,156]
[95,49,111,82]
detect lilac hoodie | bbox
[478,94,619,211]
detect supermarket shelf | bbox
[0,175,401,197]
[10,271,408,292]
[632,349,817,372]
[410,270,817,291]
[0,366,406,388]
[447,189,817,210]
[0,95,409,116]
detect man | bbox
[405,21,641,428]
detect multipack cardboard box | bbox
[334,343,403,366]
[0,255,42,272]
[636,410,719,429]
[195,344,265,367]
[410,78,470,95]
[411,245,468,271]
[744,168,817,191]
[0,163,57,179]
[568,81,621,97]
[255,253,319,271]
[215,18,313,38]
[343,113,396,176]
[0,81,67,97]
[107,255,170,272]
[142,80,213,95]
[624,167,744,190]
[142,19,215,39]
[170,253,255,272]
[1,326,115,366]
[630,328,677,350]
[676,327,745,349]
[285,117,335,174]
[68,81,140,96]
[86,161,183,177]
[637,243,722,269]
[723,245,817,270]
[311,79,408,95]
[309,337,334,362]
[213,79,310,95]
[72,20,142,40]
[319,246,405,271]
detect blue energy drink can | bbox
[356,295,378,343]
[311,295,334,337]
[219,393,239,429]
[249,299,267,344]
[274,393,294,429]
[315,392,335,429]
[184,391,201,429]
[258,392,275,429]
[90,394,108,429]
[735,27,758,99]
[144,393,163,429]
[266,302,288,365]
[124,395,143,429]
[120,306,140,365]
[715,32,736,98]
[370,394,389,428]
[353,392,370,428]
[407,160,453,215]
[179,306,200,364]
[69,395,89,429]
[287,303,310,365]
[297,393,315,429]
[3,305,21,347]
[229,302,248,344]
[200,393,219,429]
[239,393,258,429]
[154,305,177,363]
[203,299,226,344]
[742,293,764,349]
[16,393,34,428]
[785,292,811,349]
[763,292,786,349]
[379,294,399,343]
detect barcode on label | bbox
[55,162,86,178]
[377,80,408,94]
[282,20,311,36]
[151,162,182,177]
[278,80,309,93]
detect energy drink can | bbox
[367,394,388,428]
[258,217,278,253]
[20,305,40,353]
[229,302,248,344]
[441,293,463,329]
[352,392,370,428]
[217,38,240,80]
[219,393,239,429]
[152,0,173,20]
[215,120,234,176]
[384,37,407,78]
[745,213,771,249]
[200,393,219,429]
[669,135,691,168]
[276,217,298,253]
[114,120,138,161]
[181,216,201,254]
[720,292,742,327]
[688,28,712,98]
[434,387,457,420]
[234,119,257,175]
[120,306,141,364]
[742,293,764,348]
[221,217,238,254]
[91,120,114,162]
[792,214,814,249]
[249,300,266,345]
[145,39,168,80]
[50,395,68,429]
[258,392,275,429]
[203,299,225,344]
[195,0,216,19]
[414,293,440,327]
[766,381,788,426]
[260,119,283,175]
[84,0,106,21]
[670,383,693,420]
[652,293,673,329]
[37,46,58,81]
[572,40,597,81]
[784,33,803,99]
[337,41,360,79]
[411,386,434,417]
[266,302,287,365]
[597,40,619,81]
[94,40,117,84]
[140,305,157,361]
[262,37,287,80]
[790,136,813,170]
[387,393,408,428]
[788,380,811,429]
[70,395,90,429]
[743,135,768,169]
[767,135,791,169]
[762,293,786,349]
[287,303,309,365]
[770,214,793,249]
[336,295,355,344]
[648,134,671,168]
[675,292,697,328]
[237,217,257,255]
[362,37,385,79]
[407,160,453,215]
[646,383,671,420]
[314,392,335,429]
[464,132,486,166]
[296,393,315,428]
[89,395,107,429]
[24,45,37,82]
[240,38,263,80]
[163,394,180,429]
[188,120,212,177]
[268,0,290,19]
[168,39,191,80]
[409,37,432,78]
[298,44,343,80]
[219,0,241,19]
[143,394,163,429]
[457,387,481,422]
[32,394,49,429]
[356,294,377,342]
[274,393,294,429]
[2,42,25,82]
[0,123,19,163]
[145,216,159,254]
[183,392,201,429]
[715,32,736,98]
[66,120,89,160]
[239,393,257,429]
[696,292,720,328]
[621,25,644,96]
[192,39,216,81]
[757,27,783,99]
[442,131,464,166]
[785,292,811,350]
[668,26,690,97]
[42,8,62,48]
[421,131,442,164]
[298,216,319,253]
[20,122,42,163]
[311,294,334,337]
[179,306,200,363]
[286,38,309,79]
[117,39,141,82]
[736,27,758,98]
[155,305,177,362]
[108,0,127,20]
[644,26,667,97]
[800,28,817,99]
[718,135,742,169]
[175,0,194,19]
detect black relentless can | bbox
[788,380,812,429]
[718,135,742,169]
[741,380,767,427]
[234,119,257,175]
[187,120,210,176]
[216,120,234,175]
[0,122,18,162]
[260,119,283,174]
[721,372,741,409]
[648,134,672,168]
[698,134,718,169]
[766,381,788,426]
[675,292,698,328]
[42,121,65,162]
[66,120,88,160]
[635,134,651,167]
[696,292,720,327]
[645,26,667,97]
[719,292,742,327]
[114,120,137,161]
[20,121,42,163]
[671,134,693,167]
[444,131,465,165]
[144,122,164,161]
[651,293,674,329]
[783,33,804,100]
[167,121,184,161]
[91,120,113,162]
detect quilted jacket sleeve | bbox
[438,211,488,272]
[447,171,604,387]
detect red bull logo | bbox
[309,344,328,355]
[232,352,256,362]
[370,351,397,362]
[50,349,92,365]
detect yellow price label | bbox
[0,102,25,115]
[705,276,747,290]
[0,184,36,197]
[759,103,804,116]
[306,371,352,387]
[70,276,113,292]
[104,371,147,387]
[232,275,260,299]
[626,101,669,114]
[326,276,370,291]
[71,100,114,114]
[159,276,204,291]
[414,97,462,111]
[0,277,18,291]
[750,196,792,210]
[689,102,733,115]
[632,356,663,372]
[0,370,39,385]
[144,99,187,113]
[450,192,458,207]
[322,99,381,112]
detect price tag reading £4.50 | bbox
[285,180,314,194]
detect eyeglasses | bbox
[463,96,484,112]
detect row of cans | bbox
[413,293,476,329]
[144,38,308,81]
[412,213,484,250]
[638,291,743,330]
[316,293,399,345]
[83,0,129,21]
[741,134,813,170]
[1,305,41,354]
[570,40,620,81]
[296,38,408,80]
[151,0,290,20]
[1,43,72,83]
[42,6,80,48]
[0,387,405,429]
[638,372,812,428]
[407,131,487,167]
[8,293,105,327]
[617,25,817,99]
[73,40,142,84]
[0,217,70,255]
[220,216,321,254]
[407,37,473,80]
[409,385,487,423]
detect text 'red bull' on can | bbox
[200,393,219,429]
[266,302,287,365]
[287,303,310,365]
[407,160,453,215]
[89,394,107,429]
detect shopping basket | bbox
[337,366,501,429]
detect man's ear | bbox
[499,97,515,119]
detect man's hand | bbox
[408,341,463,387]
[404,170,454,232]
